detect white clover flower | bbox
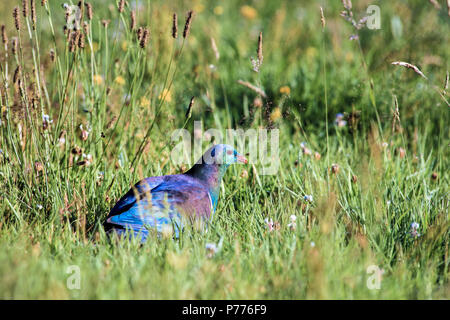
[304,195,313,202]
[264,218,274,232]
[205,243,218,252]
[288,216,297,230]
[80,153,93,166]
[205,238,223,258]
[302,147,312,155]
[409,222,421,238]
[42,114,53,130]
[310,241,315,247]
[337,120,347,127]
[97,171,105,180]
[36,204,43,210]
[334,113,347,127]
[79,124,92,141]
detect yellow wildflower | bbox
[345,51,354,62]
[167,251,189,270]
[240,5,257,20]
[87,41,99,53]
[270,107,282,122]
[93,74,103,85]
[158,88,172,103]
[114,76,125,86]
[279,86,291,95]
[306,46,318,60]
[121,41,128,52]
[140,96,150,108]
[214,6,224,15]
[194,4,205,13]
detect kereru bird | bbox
[104,144,247,241]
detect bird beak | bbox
[236,154,248,164]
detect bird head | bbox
[203,144,248,166]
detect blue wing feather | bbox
[105,174,212,240]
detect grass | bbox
[0,0,448,299]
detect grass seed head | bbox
[183,10,194,38]
[137,26,143,41]
[139,27,149,48]
[429,0,441,9]
[391,61,428,80]
[130,10,136,31]
[71,146,82,155]
[397,147,406,159]
[331,163,340,174]
[342,0,352,10]
[31,0,36,29]
[13,7,21,31]
[185,96,195,119]
[237,80,267,98]
[64,4,70,23]
[1,25,8,45]
[34,161,44,173]
[210,37,219,60]
[68,30,80,52]
[172,13,178,39]
[83,21,89,34]
[13,65,21,84]
[257,31,263,65]
[11,37,18,55]
[22,0,29,18]
[320,7,326,29]
[118,0,125,13]
[49,49,55,62]
[85,2,93,20]
[253,96,263,108]
[78,32,85,49]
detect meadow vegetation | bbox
[0,0,448,299]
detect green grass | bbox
[0,0,448,299]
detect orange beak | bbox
[236,154,248,164]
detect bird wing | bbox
[105,176,212,238]
[107,176,164,218]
